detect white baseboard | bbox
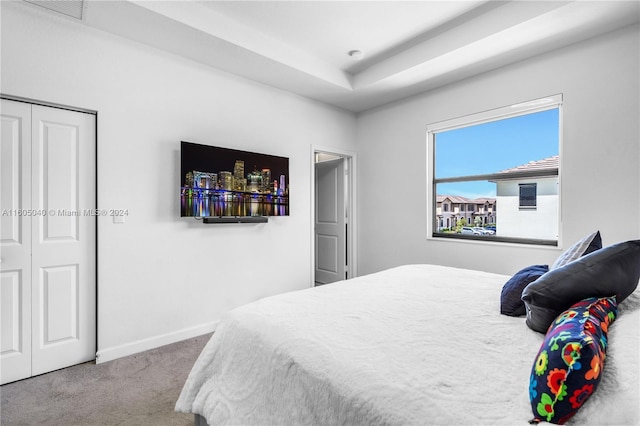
[95,321,218,364]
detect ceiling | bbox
[26,0,640,113]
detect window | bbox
[428,95,561,245]
[519,183,537,208]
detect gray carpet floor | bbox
[1,333,212,426]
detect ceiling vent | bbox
[23,0,85,20]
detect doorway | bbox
[312,148,356,286]
[1,97,97,384]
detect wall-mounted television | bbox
[180,141,289,220]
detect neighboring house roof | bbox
[472,197,496,205]
[488,155,559,183]
[437,195,468,204]
[497,155,559,175]
[437,195,495,204]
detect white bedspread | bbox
[176,264,640,425]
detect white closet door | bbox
[30,104,96,376]
[0,99,96,384]
[1,100,33,384]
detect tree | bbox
[455,218,466,233]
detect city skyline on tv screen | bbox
[180,141,289,218]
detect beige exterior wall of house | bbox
[436,197,496,231]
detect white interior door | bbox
[30,104,96,376]
[1,100,33,384]
[0,99,96,384]
[314,158,345,284]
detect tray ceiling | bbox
[24,0,640,113]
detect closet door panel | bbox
[0,99,33,384]
[31,105,96,377]
[38,118,80,241]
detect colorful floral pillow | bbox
[528,296,617,425]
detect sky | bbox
[434,108,559,199]
[181,141,289,187]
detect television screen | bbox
[180,141,289,218]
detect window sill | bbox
[431,232,557,247]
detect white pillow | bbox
[550,230,602,270]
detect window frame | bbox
[519,183,537,209]
[426,94,562,246]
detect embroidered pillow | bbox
[500,265,548,316]
[550,231,601,270]
[528,297,617,425]
[522,240,640,333]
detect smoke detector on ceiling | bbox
[23,0,85,20]
[348,50,364,61]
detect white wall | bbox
[1,3,356,361]
[356,24,640,276]
[496,178,558,240]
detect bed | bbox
[176,261,640,425]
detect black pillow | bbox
[500,264,549,316]
[521,240,640,333]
